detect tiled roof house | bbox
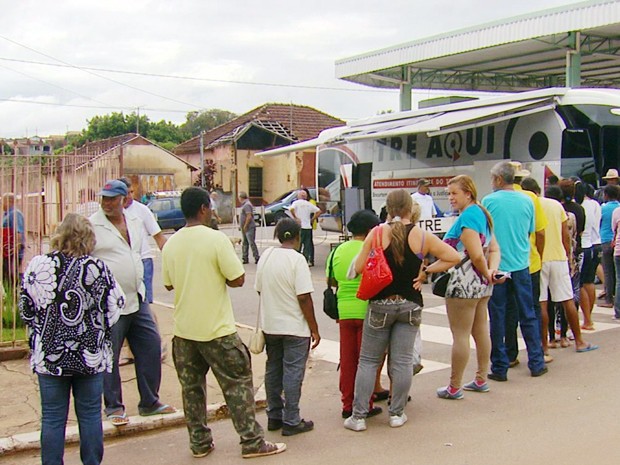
[174,103,344,204]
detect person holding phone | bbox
[434,175,501,399]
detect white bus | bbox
[259,87,620,233]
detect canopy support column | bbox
[566,31,582,88]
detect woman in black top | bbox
[344,189,459,432]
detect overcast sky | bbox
[0,0,579,138]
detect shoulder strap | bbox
[327,245,338,285]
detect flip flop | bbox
[108,413,129,426]
[576,343,599,353]
[581,324,595,331]
[139,404,176,416]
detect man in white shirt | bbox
[119,177,167,304]
[411,179,437,220]
[90,180,175,426]
[289,190,321,266]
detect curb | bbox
[0,384,267,456]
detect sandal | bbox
[139,403,176,416]
[108,412,129,426]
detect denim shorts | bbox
[580,245,601,285]
[367,300,422,329]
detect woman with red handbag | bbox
[344,189,460,432]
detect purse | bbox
[249,299,265,354]
[323,246,340,320]
[356,225,393,301]
[431,255,470,298]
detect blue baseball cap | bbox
[99,180,128,197]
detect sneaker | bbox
[436,386,464,400]
[267,418,283,431]
[281,419,314,436]
[342,406,382,419]
[192,444,215,458]
[242,441,286,459]
[344,416,367,432]
[389,413,408,428]
[463,380,490,393]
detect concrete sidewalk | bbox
[0,303,268,456]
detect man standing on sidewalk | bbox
[482,162,547,381]
[290,190,321,266]
[239,192,260,264]
[162,187,286,459]
[90,180,175,426]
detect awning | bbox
[345,98,554,142]
[257,94,556,157]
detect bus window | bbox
[561,129,596,185]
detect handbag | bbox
[356,225,393,301]
[431,255,470,298]
[323,245,340,320]
[249,299,265,354]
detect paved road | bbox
[7,224,620,464]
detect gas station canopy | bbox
[335,0,620,95]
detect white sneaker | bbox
[343,416,367,432]
[389,413,408,428]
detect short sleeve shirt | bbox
[482,190,535,272]
[539,197,568,262]
[162,226,244,341]
[240,200,256,230]
[290,199,321,229]
[325,240,367,320]
[411,192,437,220]
[443,204,490,252]
[125,200,162,260]
[255,247,314,337]
[600,201,619,243]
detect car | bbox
[256,188,317,225]
[147,196,185,231]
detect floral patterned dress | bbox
[19,251,125,376]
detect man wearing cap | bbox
[90,180,175,426]
[411,179,437,220]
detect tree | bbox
[181,109,237,137]
[193,159,217,191]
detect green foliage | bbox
[2,282,24,331]
[181,109,237,137]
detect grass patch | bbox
[2,281,26,342]
[1,326,27,342]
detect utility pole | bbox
[199,130,205,187]
[136,107,141,135]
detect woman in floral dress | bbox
[19,213,125,465]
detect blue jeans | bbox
[614,256,620,318]
[505,271,542,363]
[104,300,162,416]
[142,258,154,304]
[264,334,310,426]
[602,242,615,305]
[488,268,545,376]
[353,300,420,417]
[242,227,260,263]
[38,373,104,465]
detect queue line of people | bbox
[17,162,610,462]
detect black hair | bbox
[545,185,563,202]
[347,209,380,236]
[585,183,595,199]
[302,187,312,200]
[274,217,300,243]
[181,187,210,219]
[118,177,131,188]
[521,177,541,195]
[605,184,620,201]
[571,177,585,204]
[548,175,559,185]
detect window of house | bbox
[248,167,263,198]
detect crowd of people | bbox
[14,159,617,462]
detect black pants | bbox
[300,229,314,265]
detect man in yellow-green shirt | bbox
[162,187,286,459]
[505,166,547,367]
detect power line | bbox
[0,97,190,114]
[0,35,198,108]
[0,56,395,93]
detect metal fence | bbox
[1,151,120,345]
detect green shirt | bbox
[325,240,368,320]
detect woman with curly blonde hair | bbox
[344,189,460,432]
[20,213,125,465]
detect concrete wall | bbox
[123,145,193,191]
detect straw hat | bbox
[602,169,620,180]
